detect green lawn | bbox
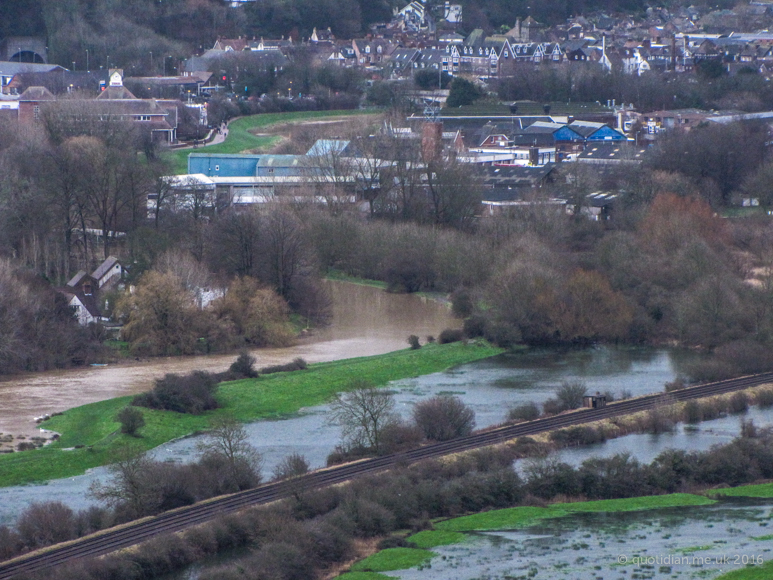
[163,109,380,174]
[350,548,435,572]
[407,530,467,549]
[715,560,773,580]
[708,483,773,498]
[436,493,715,532]
[0,341,502,487]
[325,269,388,290]
[336,573,393,580]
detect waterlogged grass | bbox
[709,483,773,498]
[436,494,716,532]
[336,573,393,580]
[0,342,502,487]
[164,109,379,174]
[407,530,467,549]
[325,269,388,290]
[350,548,435,572]
[715,559,773,580]
[676,545,714,553]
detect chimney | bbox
[422,122,443,163]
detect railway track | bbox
[2,370,772,579]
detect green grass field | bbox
[336,573,393,580]
[350,548,435,572]
[707,482,773,498]
[163,109,380,174]
[715,560,773,580]
[0,341,502,487]
[406,530,467,549]
[435,493,716,532]
[339,493,717,578]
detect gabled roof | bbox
[92,256,122,282]
[66,270,89,288]
[306,139,352,157]
[58,288,101,319]
[18,85,55,101]
[523,121,565,133]
[96,85,137,100]
[464,29,486,48]
[568,120,608,137]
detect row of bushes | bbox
[132,371,219,415]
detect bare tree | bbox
[329,380,397,454]
[196,416,263,491]
[88,449,161,518]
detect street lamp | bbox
[86,49,89,72]
[150,51,153,74]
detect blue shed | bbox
[187,153,261,177]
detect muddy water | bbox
[0,281,458,440]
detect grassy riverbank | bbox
[164,109,379,174]
[0,341,502,487]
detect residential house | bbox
[59,257,124,325]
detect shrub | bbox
[378,420,424,454]
[550,426,606,446]
[665,378,687,392]
[642,405,676,434]
[16,501,77,549]
[116,406,145,436]
[756,388,773,408]
[683,400,702,423]
[507,402,541,423]
[229,351,257,378]
[462,314,486,338]
[555,381,587,411]
[273,453,310,481]
[412,396,476,441]
[542,397,563,416]
[728,392,748,414]
[408,335,421,350]
[260,358,308,374]
[133,371,219,414]
[438,328,464,344]
[451,289,474,318]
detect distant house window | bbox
[135,115,151,121]
[33,105,40,120]
[365,46,371,53]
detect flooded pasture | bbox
[391,499,773,580]
[0,345,711,526]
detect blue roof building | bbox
[187,153,261,177]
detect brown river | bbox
[0,281,458,441]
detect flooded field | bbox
[392,499,773,580]
[0,345,710,526]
